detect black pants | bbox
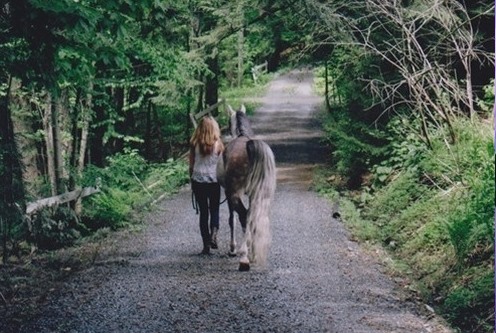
[192,181,220,247]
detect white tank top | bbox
[191,141,221,183]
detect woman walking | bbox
[189,116,224,255]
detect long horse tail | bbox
[246,139,276,266]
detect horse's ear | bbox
[240,104,246,114]
[227,104,235,117]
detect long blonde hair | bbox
[190,116,224,156]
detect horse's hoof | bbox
[228,250,237,257]
[239,262,250,271]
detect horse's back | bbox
[218,136,251,192]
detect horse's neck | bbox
[232,112,254,138]
[237,126,253,138]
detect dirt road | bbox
[16,69,452,333]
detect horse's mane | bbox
[236,111,254,137]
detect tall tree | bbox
[0,2,28,261]
[0,77,26,263]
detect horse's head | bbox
[227,104,246,137]
[227,104,253,137]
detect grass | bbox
[317,113,495,333]
[215,74,273,130]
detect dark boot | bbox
[201,234,211,255]
[210,228,218,249]
[201,239,210,254]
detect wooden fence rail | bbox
[189,99,226,128]
[26,181,101,215]
[251,60,268,84]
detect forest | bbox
[0,0,494,332]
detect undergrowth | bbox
[28,150,189,250]
[317,112,495,333]
[81,151,189,232]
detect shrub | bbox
[145,159,189,195]
[81,157,189,231]
[107,149,148,187]
[321,111,386,188]
[422,119,495,265]
[30,207,84,250]
[83,188,136,231]
[443,271,495,332]
[370,116,426,187]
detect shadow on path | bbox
[250,68,329,188]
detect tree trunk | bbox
[89,95,105,167]
[0,75,26,263]
[73,83,92,215]
[464,58,475,119]
[52,90,66,194]
[268,23,282,72]
[69,88,82,192]
[111,87,125,153]
[205,50,219,113]
[197,75,204,113]
[186,89,193,135]
[42,92,57,196]
[153,105,166,160]
[325,59,331,112]
[145,98,152,160]
[237,28,244,88]
[77,94,91,174]
[1,217,6,264]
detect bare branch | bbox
[306,0,493,141]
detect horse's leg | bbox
[238,226,251,271]
[231,195,250,271]
[249,221,256,263]
[227,199,236,256]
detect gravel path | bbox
[16,69,452,333]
